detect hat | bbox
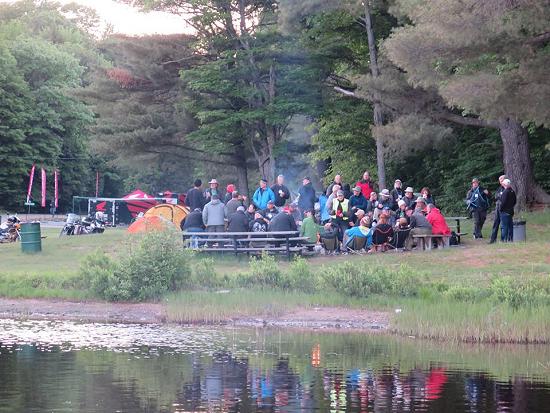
[395,179,402,183]
[353,186,361,192]
[267,199,274,204]
[354,209,365,216]
[415,196,426,203]
[260,178,268,183]
[472,177,479,183]
[208,178,218,184]
[405,187,414,193]
[379,189,390,197]
[237,206,245,212]
[397,199,406,207]
[336,190,345,196]
[303,176,310,181]
[502,178,511,186]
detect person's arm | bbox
[252,189,260,208]
[202,208,208,225]
[283,185,290,200]
[268,188,276,203]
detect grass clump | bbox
[80,230,193,302]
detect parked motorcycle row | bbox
[0,216,21,243]
[59,212,107,237]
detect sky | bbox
[0,0,191,35]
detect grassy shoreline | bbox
[1,210,549,343]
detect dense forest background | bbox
[1,0,549,213]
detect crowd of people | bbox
[181,171,517,253]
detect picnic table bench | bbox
[182,231,310,260]
[412,234,452,250]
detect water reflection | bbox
[0,320,549,412]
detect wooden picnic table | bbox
[446,216,469,244]
[182,231,309,260]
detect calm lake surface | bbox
[1,319,549,412]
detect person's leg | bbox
[472,209,481,238]
[500,213,511,242]
[404,228,417,251]
[489,209,500,243]
[478,209,487,238]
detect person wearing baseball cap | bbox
[298,176,317,217]
[489,174,508,244]
[466,178,490,239]
[349,186,368,223]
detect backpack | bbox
[449,231,459,246]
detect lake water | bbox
[0,319,549,412]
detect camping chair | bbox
[347,236,367,254]
[369,226,394,253]
[321,236,338,254]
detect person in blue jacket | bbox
[252,179,275,210]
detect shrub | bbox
[443,285,479,302]
[237,253,282,287]
[192,258,219,289]
[489,276,546,309]
[279,257,319,293]
[80,230,193,301]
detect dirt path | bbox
[0,298,390,331]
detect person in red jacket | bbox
[355,171,375,199]
[426,204,451,235]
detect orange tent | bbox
[144,204,189,228]
[127,215,171,233]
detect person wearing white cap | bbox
[390,179,404,210]
[489,175,507,244]
[403,187,415,209]
[499,178,516,242]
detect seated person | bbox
[300,209,322,244]
[349,186,368,215]
[404,207,433,251]
[268,206,298,233]
[319,222,339,253]
[262,200,279,222]
[344,217,372,250]
[369,214,394,252]
[395,200,410,223]
[391,218,411,249]
[365,192,378,214]
[350,208,366,227]
[227,206,249,233]
[250,211,268,232]
[426,204,451,235]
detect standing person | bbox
[224,184,236,203]
[252,179,275,210]
[202,194,226,234]
[489,175,507,244]
[326,174,350,198]
[204,179,222,202]
[185,179,205,211]
[182,208,205,248]
[390,179,404,210]
[298,177,317,217]
[403,187,415,209]
[466,178,490,239]
[329,190,350,246]
[225,191,244,217]
[271,174,290,207]
[499,179,516,242]
[356,171,375,199]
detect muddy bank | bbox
[0,298,390,331]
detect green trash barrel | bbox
[20,222,42,253]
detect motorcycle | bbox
[60,212,106,237]
[0,215,21,243]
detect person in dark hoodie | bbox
[349,186,368,213]
[298,177,317,218]
[390,179,404,210]
[185,179,205,211]
[499,178,516,242]
[489,174,507,244]
[227,206,249,232]
[268,205,298,233]
[271,174,291,207]
[182,208,205,248]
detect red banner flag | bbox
[26,164,36,203]
[41,168,46,208]
[54,170,59,209]
[96,171,99,197]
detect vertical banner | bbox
[26,164,36,203]
[96,171,99,198]
[54,170,59,209]
[41,168,47,208]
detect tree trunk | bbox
[235,143,249,197]
[363,1,386,189]
[498,118,550,210]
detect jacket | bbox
[252,187,275,210]
[225,198,244,217]
[356,179,375,199]
[409,210,432,230]
[331,198,350,220]
[250,218,268,232]
[298,183,317,211]
[185,187,205,211]
[227,211,249,232]
[271,184,290,207]
[349,193,368,212]
[268,212,297,232]
[182,210,204,230]
[494,185,506,208]
[319,194,330,222]
[466,187,489,211]
[499,187,516,215]
[426,207,451,235]
[202,199,226,226]
[300,216,321,243]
